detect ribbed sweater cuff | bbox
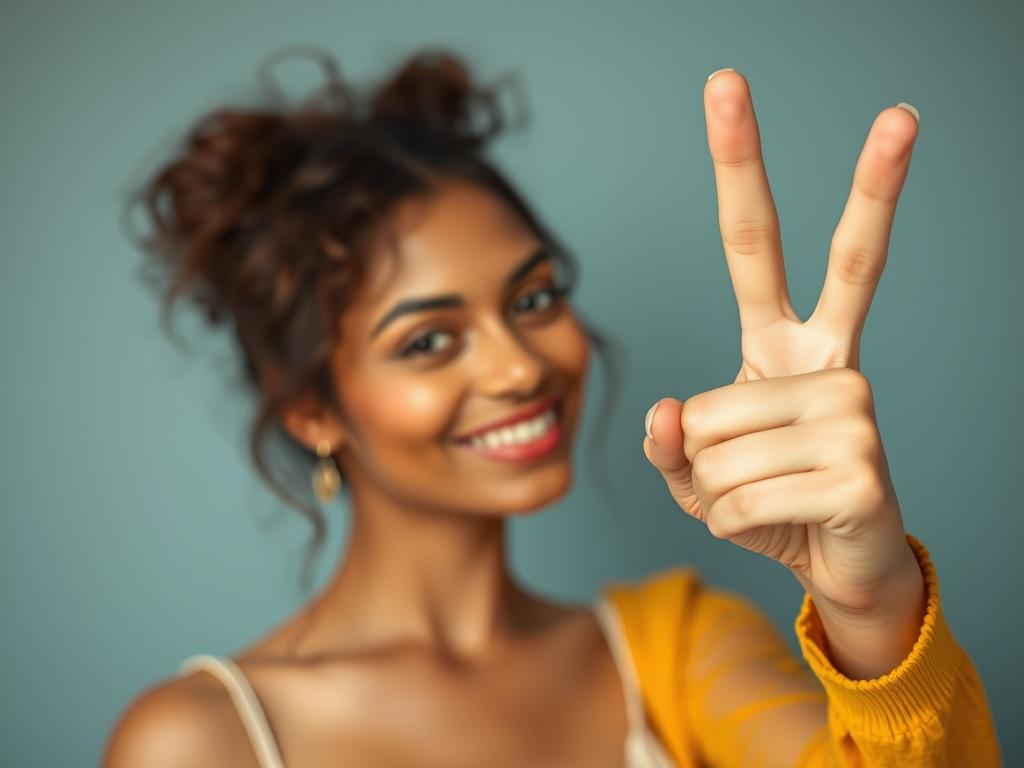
[793,532,962,739]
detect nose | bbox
[473,317,548,399]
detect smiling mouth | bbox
[452,399,565,462]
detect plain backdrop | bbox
[2,0,1021,764]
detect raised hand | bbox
[644,69,924,638]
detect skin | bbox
[104,68,927,766]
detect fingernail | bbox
[896,102,920,123]
[644,401,660,443]
[707,67,735,82]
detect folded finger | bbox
[691,421,830,509]
[705,468,849,540]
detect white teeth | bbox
[469,408,556,449]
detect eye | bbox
[398,329,455,359]
[514,283,570,314]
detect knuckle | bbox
[721,219,778,257]
[830,240,885,286]
[730,484,754,519]
[859,431,883,464]
[844,462,888,510]
[837,415,879,456]
[855,176,896,203]
[690,449,715,484]
[707,505,729,539]
[831,367,874,407]
[823,411,882,467]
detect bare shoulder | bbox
[102,669,257,768]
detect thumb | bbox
[642,397,703,521]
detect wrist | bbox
[810,538,927,680]
[794,534,967,734]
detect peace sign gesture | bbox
[708,67,918,375]
[643,69,925,667]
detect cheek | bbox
[350,373,460,444]
[549,315,591,375]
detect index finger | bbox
[705,69,795,331]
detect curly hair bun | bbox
[369,50,504,151]
[146,47,504,258]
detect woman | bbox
[104,47,999,766]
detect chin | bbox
[490,462,575,517]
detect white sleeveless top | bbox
[177,596,676,767]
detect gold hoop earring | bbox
[312,439,342,502]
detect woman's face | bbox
[329,178,591,517]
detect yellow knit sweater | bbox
[601,533,1001,766]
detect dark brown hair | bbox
[124,45,623,590]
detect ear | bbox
[280,390,346,455]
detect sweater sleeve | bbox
[677,532,1001,767]
[604,534,1001,767]
[790,532,1001,766]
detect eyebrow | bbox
[369,246,553,339]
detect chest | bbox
[236,634,632,768]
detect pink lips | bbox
[453,397,564,464]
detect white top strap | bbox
[592,599,678,768]
[591,596,647,735]
[178,654,285,768]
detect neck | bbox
[313,477,531,661]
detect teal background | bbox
[2,0,1020,764]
